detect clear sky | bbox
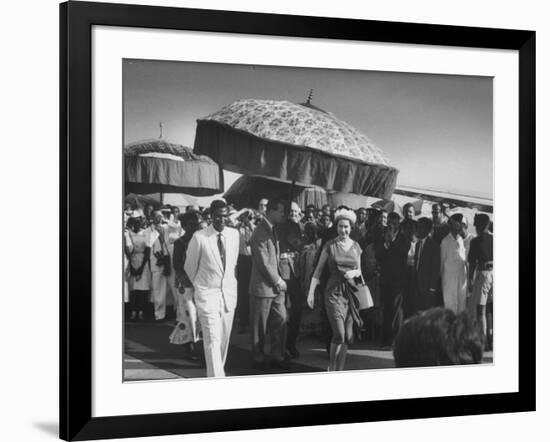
[124,59,493,199]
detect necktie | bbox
[272,227,280,260]
[217,232,226,271]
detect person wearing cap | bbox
[468,213,493,349]
[184,200,240,377]
[440,213,470,314]
[124,212,151,321]
[276,201,306,359]
[307,208,365,371]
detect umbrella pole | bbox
[160,192,164,205]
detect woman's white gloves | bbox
[307,277,320,309]
[344,269,361,280]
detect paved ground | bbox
[124,319,494,381]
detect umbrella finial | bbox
[306,89,314,105]
[159,122,164,139]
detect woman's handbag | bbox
[351,276,374,310]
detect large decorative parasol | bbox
[125,137,222,196]
[223,175,327,210]
[124,193,162,210]
[193,97,398,199]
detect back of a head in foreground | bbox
[393,308,485,368]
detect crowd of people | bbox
[123,196,493,376]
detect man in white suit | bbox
[184,200,240,377]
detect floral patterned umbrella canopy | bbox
[124,138,222,196]
[193,99,399,199]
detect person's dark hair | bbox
[178,211,201,230]
[432,202,442,211]
[393,308,485,367]
[267,198,286,213]
[473,213,491,231]
[388,212,401,223]
[210,199,228,212]
[417,217,433,232]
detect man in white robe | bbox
[147,210,170,320]
[185,200,240,377]
[440,213,469,314]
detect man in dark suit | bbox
[415,217,441,311]
[249,199,288,369]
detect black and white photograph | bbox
[122,59,494,380]
[1,0,542,440]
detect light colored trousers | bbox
[151,271,168,320]
[196,299,235,377]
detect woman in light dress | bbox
[307,208,365,371]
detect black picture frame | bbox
[60,1,536,440]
